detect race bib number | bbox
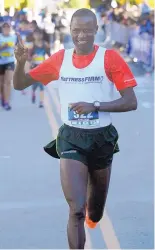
[68,107,100,127]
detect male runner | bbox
[13,9,137,249]
[0,22,17,110]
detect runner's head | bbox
[19,20,29,31]
[33,28,43,41]
[30,20,38,32]
[18,10,27,21]
[2,22,11,36]
[70,8,98,55]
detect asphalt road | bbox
[0,39,154,248]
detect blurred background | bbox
[0,0,154,72]
[0,1,154,249]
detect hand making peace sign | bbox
[14,33,28,64]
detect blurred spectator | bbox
[52,10,68,45]
[14,10,27,31]
[2,11,12,23]
[100,13,107,34]
[139,14,154,35]
[27,20,50,45]
[39,8,46,21]
[0,16,4,33]
[17,20,31,42]
[141,0,151,15]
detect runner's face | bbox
[70,16,98,54]
[19,22,24,31]
[33,32,43,41]
[2,25,11,35]
[30,23,37,31]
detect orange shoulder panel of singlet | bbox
[104,49,137,90]
[29,45,136,90]
[29,45,100,84]
[29,49,65,85]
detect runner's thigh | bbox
[60,159,88,212]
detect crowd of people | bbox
[0,3,154,111]
[0,9,55,111]
[0,7,73,111]
[99,2,154,39]
[97,2,154,72]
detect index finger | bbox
[16,32,24,47]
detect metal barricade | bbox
[129,33,154,68]
[105,21,154,70]
[107,21,135,45]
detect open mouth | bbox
[77,40,88,44]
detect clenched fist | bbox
[14,33,28,64]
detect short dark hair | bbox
[71,8,97,26]
[31,20,37,25]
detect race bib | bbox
[68,107,100,127]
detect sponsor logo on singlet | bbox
[61,76,104,84]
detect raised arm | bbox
[13,33,36,90]
[13,34,64,90]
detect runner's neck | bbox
[74,45,95,56]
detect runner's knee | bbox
[69,203,86,220]
[67,194,86,219]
